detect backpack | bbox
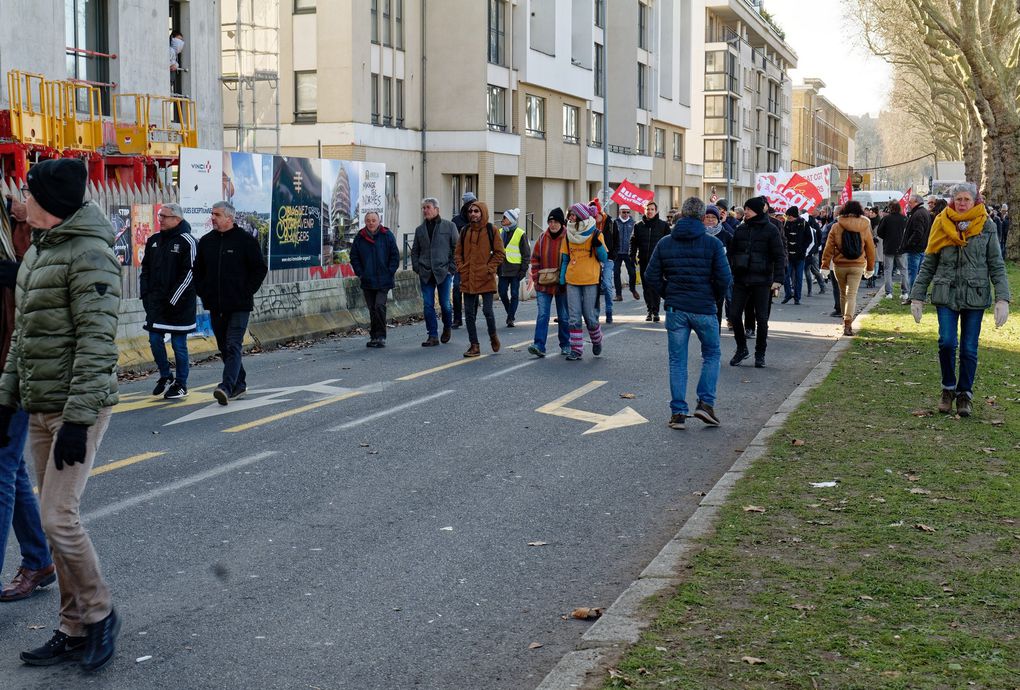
[841,229,863,260]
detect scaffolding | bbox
[221,0,280,153]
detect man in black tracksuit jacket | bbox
[140,204,197,399]
[194,202,268,405]
[727,196,785,368]
[631,201,670,321]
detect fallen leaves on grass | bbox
[790,603,816,611]
[743,505,767,513]
[908,487,931,495]
[571,607,604,620]
[792,439,806,447]
[741,656,766,665]
[910,409,933,417]
[914,523,937,533]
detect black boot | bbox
[20,631,87,666]
[80,608,121,672]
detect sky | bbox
[765,0,891,117]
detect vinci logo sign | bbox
[189,160,213,173]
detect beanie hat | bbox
[27,159,88,220]
[462,191,477,204]
[704,205,721,221]
[502,207,520,226]
[743,196,768,216]
[618,204,631,212]
[786,205,800,218]
[547,207,566,225]
[569,202,593,221]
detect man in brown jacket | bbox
[454,201,505,357]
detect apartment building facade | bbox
[791,78,857,176]
[688,0,797,206]
[223,0,697,243]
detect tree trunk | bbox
[963,112,983,186]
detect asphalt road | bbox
[0,283,861,689]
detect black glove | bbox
[53,422,89,471]
[0,406,15,447]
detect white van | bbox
[852,190,902,208]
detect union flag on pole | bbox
[610,179,655,210]
[837,174,853,206]
[898,187,912,214]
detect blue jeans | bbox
[533,290,569,353]
[0,408,51,575]
[666,309,721,415]
[210,311,250,394]
[906,252,923,291]
[936,307,983,396]
[613,253,637,296]
[566,284,599,330]
[784,259,805,301]
[148,330,190,385]
[497,275,521,321]
[421,275,453,338]
[600,260,615,316]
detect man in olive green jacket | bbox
[0,160,122,672]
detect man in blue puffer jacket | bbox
[350,212,400,348]
[645,196,733,431]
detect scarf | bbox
[926,203,988,255]
[566,218,596,245]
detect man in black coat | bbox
[195,201,268,405]
[630,201,670,321]
[901,194,933,302]
[141,203,196,399]
[727,196,785,368]
[780,206,813,305]
[876,203,908,300]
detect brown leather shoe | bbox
[440,326,452,344]
[843,320,854,336]
[1,564,56,602]
[421,337,440,347]
[463,343,481,358]
[490,334,501,352]
[938,389,955,414]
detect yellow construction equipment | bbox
[52,81,104,151]
[7,70,54,148]
[112,94,196,156]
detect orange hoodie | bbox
[821,215,876,271]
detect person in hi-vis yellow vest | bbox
[497,208,531,327]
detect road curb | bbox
[534,289,884,690]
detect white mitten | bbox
[994,300,1009,328]
[911,300,923,324]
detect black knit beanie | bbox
[547,207,566,225]
[27,159,88,219]
[743,196,768,216]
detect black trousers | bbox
[729,284,772,355]
[362,288,388,340]
[830,272,842,311]
[210,310,250,394]
[638,263,661,315]
[464,293,496,343]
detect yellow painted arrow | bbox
[536,380,648,434]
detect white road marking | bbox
[481,359,540,380]
[328,389,455,431]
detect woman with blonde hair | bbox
[820,200,877,335]
[909,182,1010,417]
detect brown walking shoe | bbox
[421,337,440,347]
[956,393,972,417]
[490,334,501,352]
[843,319,854,336]
[1,564,56,602]
[440,326,452,344]
[938,389,955,414]
[463,343,481,358]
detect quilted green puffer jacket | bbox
[909,217,1011,311]
[0,202,121,425]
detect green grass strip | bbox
[603,264,1020,690]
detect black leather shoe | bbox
[754,354,766,368]
[80,608,121,672]
[21,630,87,666]
[729,349,750,366]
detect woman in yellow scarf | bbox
[908,183,1011,417]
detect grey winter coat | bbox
[909,218,1011,311]
[411,217,458,284]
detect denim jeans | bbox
[148,330,190,385]
[666,309,721,416]
[599,260,615,316]
[497,275,521,321]
[0,408,51,575]
[805,254,824,292]
[533,290,569,353]
[210,310,250,394]
[566,284,599,330]
[784,259,805,301]
[420,275,453,338]
[884,253,907,296]
[905,252,924,291]
[613,254,638,296]
[936,307,983,395]
[464,293,496,343]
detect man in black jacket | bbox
[901,194,932,302]
[876,202,908,300]
[631,201,670,321]
[781,206,813,305]
[195,201,268,405]
[141,203,196,399]
[727,196,785,368]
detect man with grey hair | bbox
[901,192,933,301]
[141,202,196,399]
[412,198,458,345]
[194,200,268,405]
[644,197,732,429]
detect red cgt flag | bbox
[837,174,852,206]
[898,187,912,214]
[610,179,655,210]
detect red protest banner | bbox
[611,179,654,210]
[774,173,823,213]
[898,187,912,214]
[837,174,852,206]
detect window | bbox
[638,63,649,110]
[594,44,605,97]
[673,132,682,160]
[525,95,545,138]
[563,105,579,144]
[487,85,506,131]
[591,111,604,146]
[638,2,650,50]
[704,50,737,92]
[66,0,111,112]
[704,140,725,178]
[636,123,647,155]
[295,70,317,121]
[488,0,506,65]
[654,127,665,157]
[595,0,605,27]
[371,74,379,124]
[396,79,405,127]
[385,172,398,229]
[371,0,378,44]
[383,0,392,46]
[383,76,393,125]
[395,0,404,49]
[294,0,315,11]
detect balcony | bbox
[705,73,739,94]
[706,25,740,44]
